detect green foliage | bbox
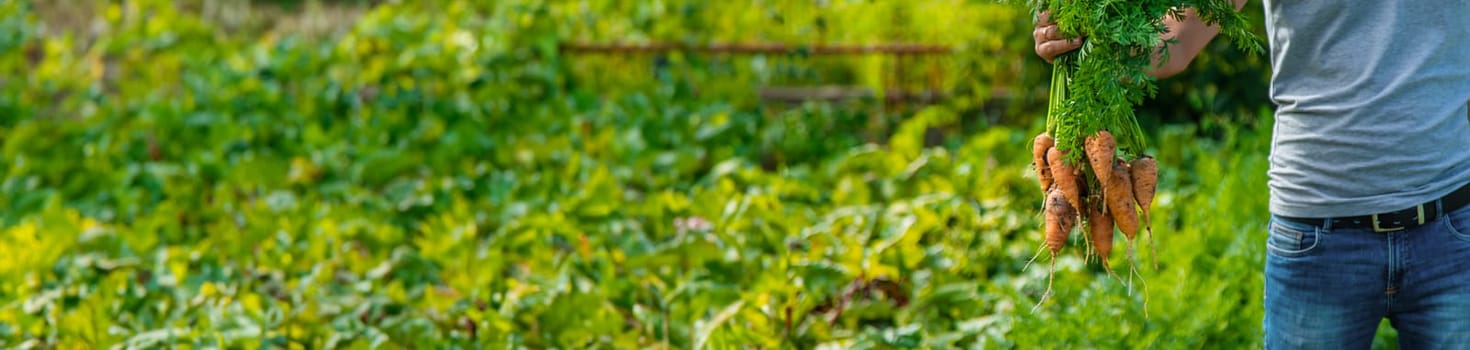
[0,0,1356,348]
[1017,0,1261,159]
[0,1,29,53]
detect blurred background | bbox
[2,0,1395,348]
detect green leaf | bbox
[692,300,744,350]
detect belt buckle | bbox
[1371,204,1426,233]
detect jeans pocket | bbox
[1443,205,1470,242]
[1267,219,1320,258]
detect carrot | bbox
[1087,201,1115,275]
[1084,130,1117,184]
[1038,187,1077,310]
[1106,161,1139,240]
[1129,156,1159,269]
[1128,156,1158,230]
[1045,188,1077,255]
[1034,133,1056,192]
[1047,147,1084,213]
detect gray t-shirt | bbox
[1263,0,1470,218]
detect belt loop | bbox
[1321,216,1334,232]
[1436,198,1444,220]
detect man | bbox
[1033,0,1470,348]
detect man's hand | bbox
[1033,12,1083,64]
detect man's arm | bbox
[1034,0,1249,78]
[1147,0,1248,78]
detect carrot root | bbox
[1048,148,1085,214]
[1034,134,1056,193]
[1106,162,1139,240]
[1087,201,1116,277]
[1129,156,1159,270]
[1085,130,1117,185]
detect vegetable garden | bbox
[0,0,1402,348]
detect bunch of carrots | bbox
[1031,128,1158,306]
[1008,0,1258,310]
[1035,130,1157,267]
[1027,55,1161,307]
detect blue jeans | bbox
[1264,204,1470,349]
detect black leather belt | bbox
[1278,182,1470,233]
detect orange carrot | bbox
[1039,187,1077,309]
[1129,156,1158,230]
[1047,147,1084,213]
[1034,134,1056,192]
[1045,188,1077,255]
[1088,201,1115,275]
[1106,161,1139,240]
[1085,130,1117,184]
[1129,156,1159,269]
